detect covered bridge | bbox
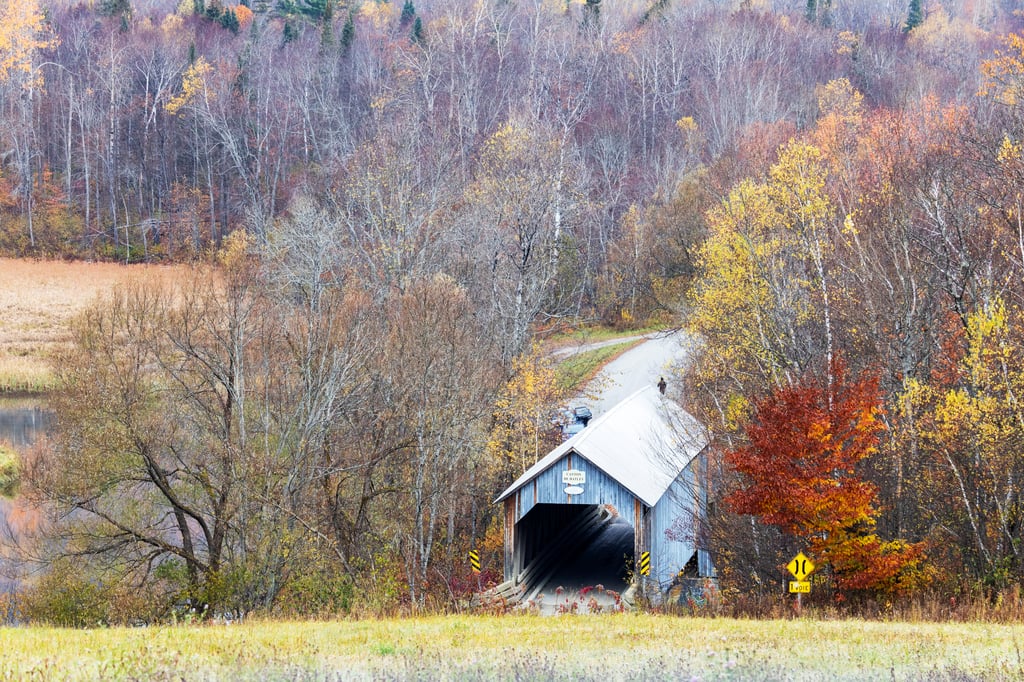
[494,386,713,601]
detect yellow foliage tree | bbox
[688,140,841,432]
[486,344,566,477]
[165,57,214,116]
[980,31,1024,107]
[235,4,254,28]
[902,299,1024,585]
[0,0,57,89]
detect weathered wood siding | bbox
[510,450,641,526]
[650,448,711,588]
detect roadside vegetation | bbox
[553,339,644,393]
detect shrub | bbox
[19,560,111,627]
[0,442,19,498]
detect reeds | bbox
[0,258,187,394]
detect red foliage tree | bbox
[726,362,926,598]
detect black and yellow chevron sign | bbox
[469,549,481,574]
[638,551,651,576]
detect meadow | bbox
[0,614,1020,681]
[0,258,186,393]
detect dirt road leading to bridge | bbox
[580,330,695,416]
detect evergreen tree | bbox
[410,16,423,44]
[400,0,416,27]
[282,20,299,45]
[206,0,223,21]
[340,12,355,53]
[298,0,330,20]
[582,0,600,31]
[904,0,923,32]
[639,0,669,26]
[221,7,240,33]
[100,0,132,18]
[193,0,205,13]
[320,0,334,48]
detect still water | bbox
[0,406,51,447]
[0,405,50,604]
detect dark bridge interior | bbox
[515,503,634,598]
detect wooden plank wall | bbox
[512,452,640,524]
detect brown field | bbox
[0,258,187,393]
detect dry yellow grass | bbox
[0,615,1021,680]
[0,258,187,392]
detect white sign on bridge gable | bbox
[561,469,586,486]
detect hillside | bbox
[2,0,1024,620]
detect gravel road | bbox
[579,330,694,416]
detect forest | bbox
[3,0,1024,621]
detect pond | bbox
[0,405,52,447]
[0,400,51,608]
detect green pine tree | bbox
[400,0,415,27]
[340,12,355,53]
[582,0,600,31]
[282,20,299,45]
[100,0,132,18]
[299,0,330,20]
[205,1,223,21]
[904,0,923,32]
[220,7,240,33]
[410,16,423,44]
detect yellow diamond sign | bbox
[786,552,815,580]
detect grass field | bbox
[0,614,1021,681]
[0,259,185,393]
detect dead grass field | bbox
[0,614,1021,681]
[0,258,187,393]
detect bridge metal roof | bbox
[495,386,708,508]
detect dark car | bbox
[559,405,593,440]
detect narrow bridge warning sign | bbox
[786,552,815,581]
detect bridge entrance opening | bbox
[513,503,634,602]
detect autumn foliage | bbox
[726,363,926,599]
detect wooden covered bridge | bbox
[492,386,713,605]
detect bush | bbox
[19,561,111,627]
[276,568,355,618]
[0,443,19,498]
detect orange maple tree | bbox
[726,361,926,598]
